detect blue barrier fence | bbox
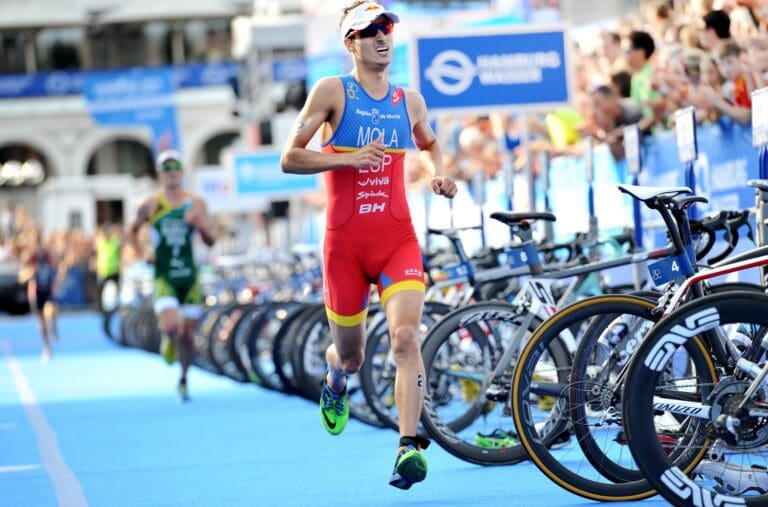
[547,121,758,249]
[545,120,760,285]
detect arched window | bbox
[86,139,154,178]
[200,131,239,166]
[0,144,49,187]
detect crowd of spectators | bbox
[442,0,768,184]
[553,0,767,159]
[0,201,123,311]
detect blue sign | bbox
[504,244,539,268]
[646,245,695,287]
[675,107,698,164]
[412,27,571,113]
[83,67,181,155]
[233,152,318,197]
[442,261,472,280]
[0,61,241,99]
[272,57,307,83]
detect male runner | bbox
[129,149,217,401]
[21,232,59,363]
[280,1,457,489]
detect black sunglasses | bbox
[346,21,394,39]
[160,159,183,172]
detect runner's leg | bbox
[383,290,425,441]
[326,321,366,393]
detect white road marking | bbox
[0,464,40,473]
[1,342,88,507]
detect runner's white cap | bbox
[341,2,399,38]
[155,149,184,170]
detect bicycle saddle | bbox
[617,184,691,202]
[489,211,556,226]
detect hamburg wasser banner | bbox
[83,67,181,155]
[411,26,572,113]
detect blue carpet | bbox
[0,312,669,507]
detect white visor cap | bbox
[341,2,400,38]
[155,149,184,171]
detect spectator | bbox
[94,224,122,312]
[689,41,754,124]
[611,70,633,98]
[696,54,726,123]
[0,202,13,239]
[590,85,645,160]
[626,30,659,107]
[600,31,627,74]
[718,41,759,108]
[701,10,732,52]
[729,5,761,39]
[745,34,768,81]
[453,116,502,183]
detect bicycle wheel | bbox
[624,291,768,506]
[102,308,122,344]
[564,284,763,495]
[273,303,320,394]
[135,306,161,353]
[209,303,253,382]
[513,295,663,500]
[238,302,297,390]
[292,305,332,401]
[420,300,547,466]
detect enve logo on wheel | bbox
[424,50,476,96]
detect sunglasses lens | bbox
[351,22,393,38]
[161,160,182,171]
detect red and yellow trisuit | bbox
[321,74,425,326]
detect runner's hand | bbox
[184,207,204,229]
[348,135,386,169]
[431,176,457,198]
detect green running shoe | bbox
[389,446,428,490]
[320,383,349,435]
[474,429,520,449]
[160,334,176,365]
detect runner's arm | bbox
[280,77,385,174]
[128,196,152,257]
[407,90,457,198]
[188,197,217,247]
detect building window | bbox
[36,28,84,71]
[0,32,28,73]
[0,144,49,187]
[201,132,239,166]
[184,19,232,64]
[87,140,154,178]
[89,24,147,69]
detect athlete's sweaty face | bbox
[158,166,184,190]
[346,16,393,67]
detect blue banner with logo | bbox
[0,61,241,99]
[638,121,756,220]
[272,57,307,83]
[233,152,318,197]
[83,68,181,154]
[413,27,571,113]
[545,121,758,246]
